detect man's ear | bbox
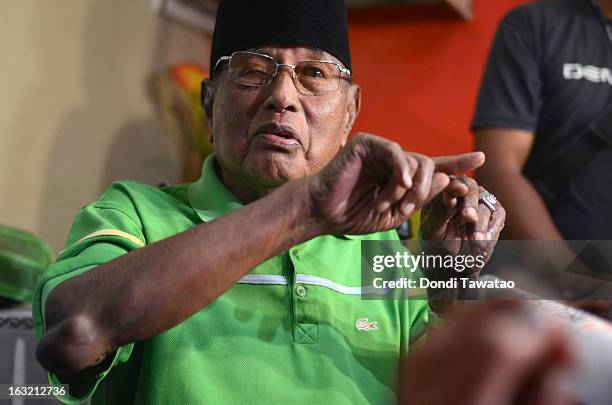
[342,83,361,146]
[201,78,215,143]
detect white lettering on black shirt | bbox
[563,63,612,85]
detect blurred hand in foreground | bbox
[398,301,573,405]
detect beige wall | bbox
[0,0,210,253]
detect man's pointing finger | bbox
[433,152,486,174]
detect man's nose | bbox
[264,67,300,113]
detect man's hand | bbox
[420,174,506,273]
[398,301,573,405]
[306,133,485,235]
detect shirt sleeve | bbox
[471,8,543,132]
[399,246,431,353]
[404,299,430,351]
[399,241,447,352]
[32,183,146,404]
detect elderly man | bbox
[29,1,542,404]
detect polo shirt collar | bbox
[188,155,244,222]
[188,154,360,240]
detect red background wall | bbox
[348,0,528,156]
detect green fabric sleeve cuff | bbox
[427,306,445,329]
[47,343,134,404]
[35,263,135,404]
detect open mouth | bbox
[268,129,295,139]
[254,123,301,147]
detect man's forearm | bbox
[39,178,319,374]
[476,168,563,240]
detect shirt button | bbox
[292,250,301,260]
[296,285,308,298]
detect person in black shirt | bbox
[473,0,612,241]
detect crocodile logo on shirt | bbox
[356,318,378,331]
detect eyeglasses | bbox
[214,51,352,96]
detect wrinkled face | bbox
[204,46,360,200]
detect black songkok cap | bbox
[210,0,351,77]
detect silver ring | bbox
[479,190,497,211]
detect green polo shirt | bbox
[33,155,429,405]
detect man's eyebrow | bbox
[248,47,270,56]
[247,47,332,61]
[307,48,327,59]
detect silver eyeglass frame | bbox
[213,50,352,94]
